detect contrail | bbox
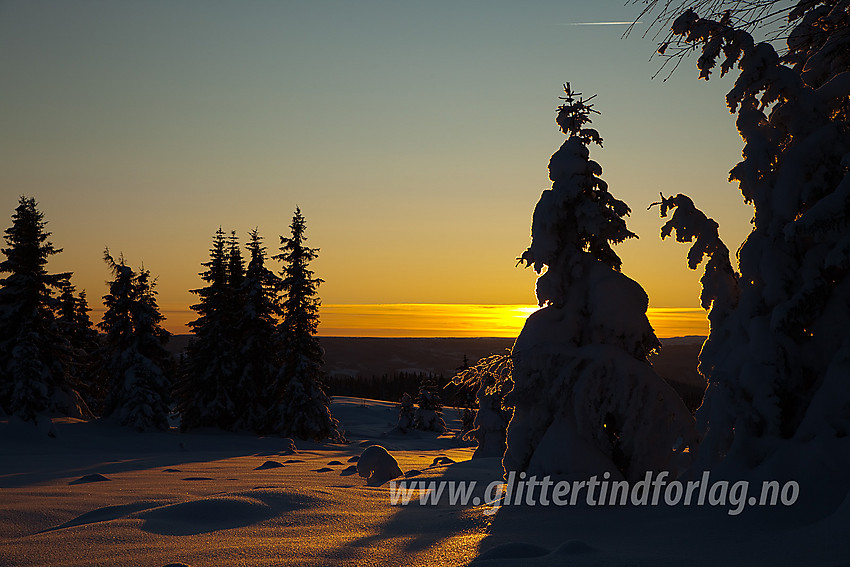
[559,21,639,26]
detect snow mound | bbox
[69,473,110,485]
[552,540,597,555]
[473,542,551,561]
[356,445,403,486]
[43,501,163,532]
[137,496,276,536]
[254,460,284,470]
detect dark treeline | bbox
[0,197,342,441]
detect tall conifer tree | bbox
[272,208,342,441]
[234,229,282,432]
[176,228,239,430]
[99,251,172,430]
[57,282,102,413]
[0,197,85,421]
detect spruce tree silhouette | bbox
[235,228,283,433]
[100,251,172,430]
[0,197,85,421]
[504,85,696,480]
[57,281,102,414]
[177,228,241,430]
[271,208,342,442]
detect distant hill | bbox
[320,337,514,378]
[166,334,706,410]
[165,335,513,376]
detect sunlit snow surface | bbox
[1,398,849,566]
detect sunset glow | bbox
[2,1,752,341]
[319,304,709,338]
[109,303,708,339]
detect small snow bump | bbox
[254,461,285,470]
[69,473,111,485]
[474,542,551,561]
[553,540,597,555]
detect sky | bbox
[0,1,754,337]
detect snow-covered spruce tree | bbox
[413,375,447,432]
[0,197,86,421]
[57,282,103,414]
[234,229,283,433]
[271,208,342,442]
[453,352,514,458]
[99,251,173,430]
[176,228,241,430]
[397,392,415,433]
[504,85,697,481]
[652,4,850,477]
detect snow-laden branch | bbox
[652,193,740,313]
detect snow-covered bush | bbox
[280,438,297,454]
[413,376,447,433]
[504,85,697,481]
[357,445,403,486]
[396,392,415,433]
[453,352,513,459]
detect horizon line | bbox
[129,303,708,339]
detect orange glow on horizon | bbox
[318,304,539,338]
[91,303,709,339]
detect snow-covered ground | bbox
[1,398,848,566]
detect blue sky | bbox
[0,1,753,333]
